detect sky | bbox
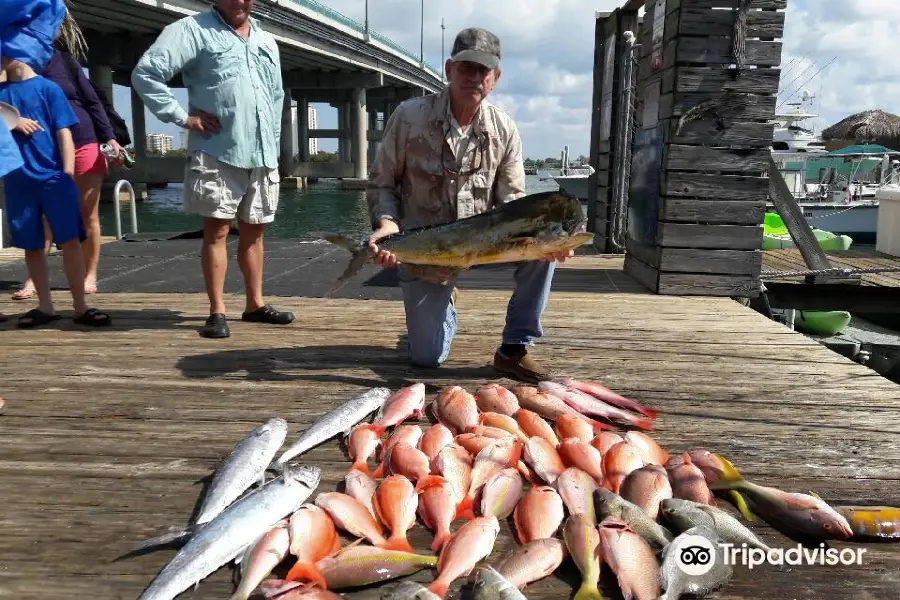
[108,0,900,161]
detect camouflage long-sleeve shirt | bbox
[367,87,526,232]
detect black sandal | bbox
[241,304,295,325]
[74,308,111,327]
[18,308,61,329]
[200,313,230,338]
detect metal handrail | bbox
[112,179,138,240]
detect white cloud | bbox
[322,0,620,158]
[779,0,900,136]
[121,0,900,159]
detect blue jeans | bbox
[399,260,557,367]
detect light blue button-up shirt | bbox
[131,8,284,170]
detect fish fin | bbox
[629,416,654,431]
[313,231,373,281]
[809,490,824,501]
[707,454,745,491]
[414,474,446,494]
[284,560,328,589]
[378,536,416,553]
[455,496,475,520]
[371,461,385,479]
[430,530,451,552]
[427,581,449,599]
[350,461,371,476]
[121,528,193,557]
[573,582,604,600]
[728,490,757,522]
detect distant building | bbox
[146,133,173,154]
[290,104,318,156]
[179,130,188,150]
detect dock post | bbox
[622,0,788,297]
[589,8,641,253]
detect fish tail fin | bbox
[284,560,328,588]
[573,582,604,600]
[430,529,451,552]
[587,418,614,433]
[371,461,386,479]
[708,455,745,490]
[637,405,658,419]
[378,535,416,553]
[313,232,372,281]
[427,581,449,599]
[455,497,476,521]
[728,490,757,522]
[350,460,372,476]
[630,416,654,431]
[414,474,445,494]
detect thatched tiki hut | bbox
[822,109,900,151]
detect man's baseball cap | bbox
[450,27,501,70]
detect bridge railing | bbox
[287,0,444,82]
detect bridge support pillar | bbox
[368,110,378,165]
[296,95,310,162]
[130,86,147,159]
[279,89,294,175]
[335,101,346,162]
[342,101,352,163]
[89,66,113,107]
[351,87,367,180]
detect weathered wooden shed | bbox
[589,0,787,297]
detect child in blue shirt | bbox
[0,55,110,327]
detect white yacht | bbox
[767,93,899,240]
[551,145,594,201]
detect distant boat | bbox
[524,166,538,175]
[550,144,593,200]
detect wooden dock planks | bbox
[763,248,900,288]
[1,264,899,599]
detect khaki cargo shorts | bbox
[183,151,280,224]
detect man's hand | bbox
[545,249,574,263]
[14,118,43,136]
[104,139,124,164]
[184,111,221,137]
[367,218,401,268]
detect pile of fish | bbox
[131,378,899,600]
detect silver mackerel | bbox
[276,387,392,465]
[137,466,321,600]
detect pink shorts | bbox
[74,142,108,177]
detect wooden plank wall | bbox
[623,0,787,296]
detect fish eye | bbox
[823,523,833,530]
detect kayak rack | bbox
[112,179,139,240]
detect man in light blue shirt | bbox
[132,0,292,339]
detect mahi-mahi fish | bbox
[129,418,288,553]
[276,387,393,465]
[136,466,321,600]
[316,191,593,282]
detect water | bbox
[98,174,562,241]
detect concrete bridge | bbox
[68,0,445,187]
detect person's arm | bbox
[365,107,406,266]
[493,120,527,204]
[130,18,197,128]
[366,107,405,228]
[67,53,117,145]
[269,40,284,144]
[56,126,75,176]
[45,80,79,177]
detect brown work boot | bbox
[493,345,550,384]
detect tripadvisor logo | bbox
[674,535,867,574]
[675,534,717,576]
